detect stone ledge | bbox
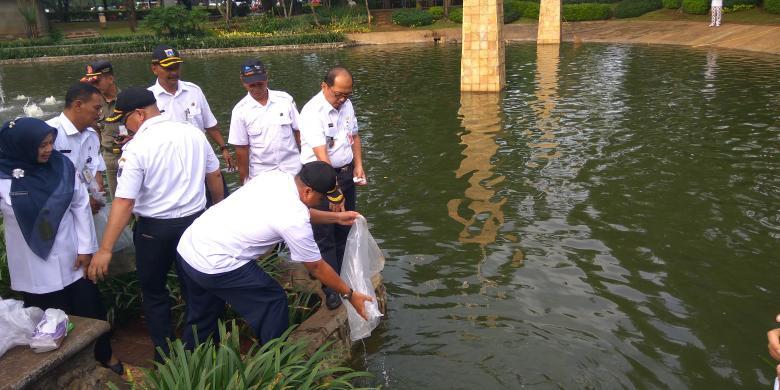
[0,315,111,390]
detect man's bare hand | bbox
[222,149,235,171]
[87,249,112,283]
[348,291,374,321]
[89,196,105,215]
[329,201,345,212]
[74,254,92,278]
[336,211,360,226]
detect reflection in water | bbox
[448,92,506,247]
[703,50,718,98]
[526,44,561,168]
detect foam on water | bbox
[23,99,44,117]
[14,95,27,100]
[41,96,58,106]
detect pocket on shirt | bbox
[248,126,268,147]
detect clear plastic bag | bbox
[340,216,385,341]
[93,204,133,252]
[0,298,44,358]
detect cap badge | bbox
[164,49,175,57]
[12,168,25,179]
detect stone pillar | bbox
[461,0,506,92]
[537,0,561,44]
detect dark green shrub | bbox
[142,5,209,37]
[765,0,780,11]
[519,1,541,18]
[614,0,662,17]
[563,3,612,20]
[242,14,315,33]
[662,0,681,8]
[564,0,621,3]
[682,0,709,13]
[504,2,523,22]
[428,5,445,19]
[449,7,463,22]
[392,8,435,26]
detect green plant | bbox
[662,0,681,8]
[562,3,612,20]
[614,0,662,18]
[506,1,541,19]
[392,8,435,26]
[242,14,316,34]
[142,5,209,37]
[503,2,523,22]
[764,0,780,12]
[427,5,445,19]
[121,321,375,389]
[724,3,754,11]
[682,0,709,13]
[48,28,64,43]
[448,7,463,22]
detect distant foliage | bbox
[765,0,780,12]
[614,0,663,17]
[504,3,523,22]
[563,3,612,20]
[427,5,445,19]
[142,6,209,37]
[682,0,709,13]
[448,7,463,22]
[662,0,681,9]
[392,8,435,26]
[724,3,754,11]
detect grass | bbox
[635,7,780,24]
[53,20,153,36]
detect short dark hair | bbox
[323,67,353,87]
[65,82,101,108]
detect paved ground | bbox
[348,20,780,55]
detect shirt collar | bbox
[135,114,167,137]
[152,79,186,97]
[57,112,82,136]
[245,89,283,108]
[315,90,338,115]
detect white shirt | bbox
[178,171,321,275]
[114,115,220,219]
[298,91,359,169]
[148,80,218,131]
[47,113,106,186]
[228,90,302,179]
[0,177,97,294]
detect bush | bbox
[765,0,780,11]
[504,2,523,22]
[0,32,346,60]
[682,0,709,13]
[563,3,612,20]
[242,14,315,34]
[564,0,621,3]
[614,0,662,17]
[142,5,209,37]
[662,0,681,8]
[448,7,463,22]
[118,321,375,390]
[427,5,445,19]
[724,3,754,11]
[392,8,435,26]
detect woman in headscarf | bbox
[0,117,123,374]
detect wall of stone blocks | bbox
[460,1,506,92]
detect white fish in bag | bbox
[340,215,384,341]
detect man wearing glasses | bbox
[298,67,367,310]
[87,87,224,362]
[148,44,233,205]
[228,59,302,185]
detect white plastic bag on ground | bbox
[93,204,133,252]
[341,215,385,341]
[30,308,70,353]
[0,298,44,358]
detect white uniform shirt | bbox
[0,177,97,294]
[47,113,106,185]
[298,91,359,169]
[228,90,302,179]
[114,115,220,219]
[177,171,321,275]
[148,80,218,132]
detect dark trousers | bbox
[22,278,112,364]
[134,211,201,361]
[205,174,229,208]
[177,258,288,348]
[312,162,357,294]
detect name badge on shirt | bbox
[81,166,94,184]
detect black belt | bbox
[334,161,353,173]
[137,209,204,225]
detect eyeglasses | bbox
[120,110,139,126]
[328,86,352,101]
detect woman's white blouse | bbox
[0,177,98,294]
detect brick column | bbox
[461,0,506,92]
[537,0,561,44]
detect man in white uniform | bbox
[176,161,372,347]
[88,87,225,361]
[298,67,367,310]
[148,44,232,204]
[228,58,302,184]
[47,82,107,214]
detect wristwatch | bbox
[341,288,354,301]
[218,145,228,152]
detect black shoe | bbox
[101,360,124,376]
[325,291,342,310]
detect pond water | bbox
[1,43,779,388]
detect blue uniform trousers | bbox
[177,257,288,348]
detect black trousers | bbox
[312,162,357,295]
[178,258,288,348]
[134,211,201,362]
[22,278,112,364]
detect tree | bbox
[17,0,40,38]
[126,0,137,32]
